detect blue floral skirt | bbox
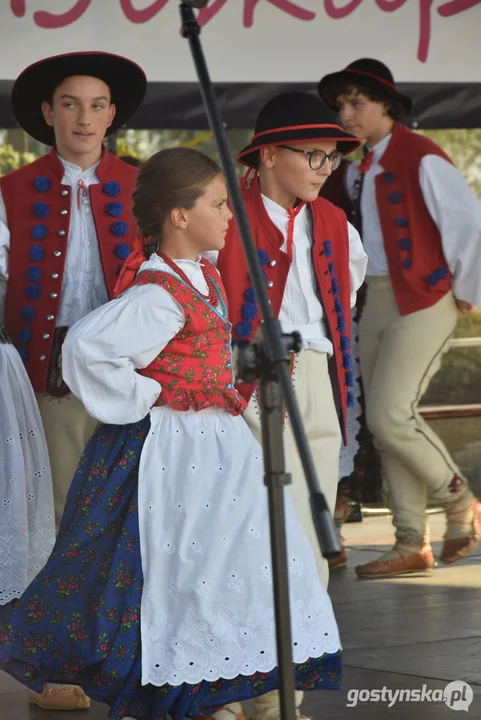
[0,418,341,719]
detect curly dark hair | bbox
[324,77,407,122]
[132,147,222,258]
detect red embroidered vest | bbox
[374,122,453,315]
[1,147,138,392]
[132,264,246,416]
[217,182,353,441]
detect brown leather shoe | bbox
[28,684,91,711]
[328,547,347,569]
[355,548,436,578]
[441,500,481,564]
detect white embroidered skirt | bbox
[138,406,341,686]
[0,342,55,605]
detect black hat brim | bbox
[238,125,360,169]
[318,69,412,115]
[12,51,147,146]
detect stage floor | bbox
[2,512,480,719]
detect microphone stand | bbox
[179,5,340,719]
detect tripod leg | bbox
[259,378,297,720]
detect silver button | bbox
[50,292,58,298]
[39,355,47,361]
[53,251,61,257]
[60,209,68,216]
[58,229,66,236]
[267,280,274,288]
[84,206,90,213]
[42,333,50,340]
[269,260,277,267]
[226,363,232,369]
[226,383,233,389]
[61,189,69,196]
[47,315,55,321]
[51,273,59,279]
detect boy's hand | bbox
[455,299,473,315]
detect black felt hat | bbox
[238,92,360,169]
[318,58,412,115]
[12,51,147,146]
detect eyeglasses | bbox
[277,145,343,171]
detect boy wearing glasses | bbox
[318,58,481,577]
[217,92,366,720]
[217,91,367,591]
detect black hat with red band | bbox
[237,92,360,169]
[318,58,412,115]
[12,51,147,146]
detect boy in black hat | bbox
[319,58,481,578]
[216,90,367,719]
[0,51,146,710]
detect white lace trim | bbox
[144,594,340,686]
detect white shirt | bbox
[62,254,209,425]
[262,194,367,355]
[204,197,367,356]
[0,155,109,326]
[346,135,481,305]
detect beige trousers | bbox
[359,276,463,545]
[36,393,98,529]
[243,349,342,589]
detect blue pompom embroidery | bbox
[111,221,128,238]
[399,238,412,250]
[427,267,448,287]
[334,298,343,314]
[21,306,36,322]
[242,302,258,322]
[345,370,354,387]
[34,176,51,193]
[396,217,408,229]
[342,352,353,370]
[106,201,124,217]
[403,258,413,270]
[103,181,121,197]
[324,241,332,258]
[235,321,252,338]
[19,328,33,344]
[331,278,340,295]
[29,245,45,262]
[257,249,269,267]
[114,243,131,259]
[340,334,350,351]
[34,201,50,219]
[328,262,335,275]
[337,315,346,333]
[347,391,356,407]
[389,191,401,204]
[383,172,396,183]
[31,223,48,240]
[26,283,41,300]
[17,347,29,364]
[26,266,41,282]
[244,287,256,303]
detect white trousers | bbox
[359,277,464,545]
[36,393,98,529]
[243,350,341,589]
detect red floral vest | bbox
[132,264,246,416]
